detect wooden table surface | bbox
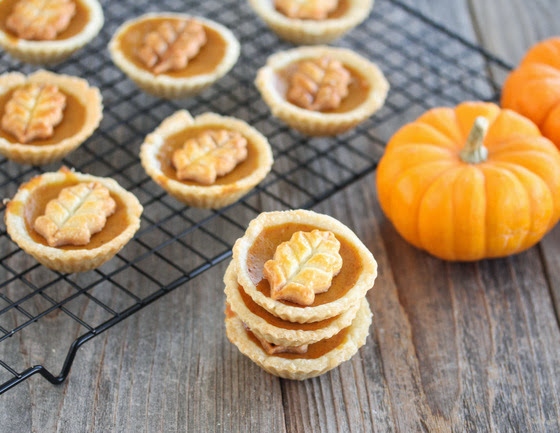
[2,1,560,432]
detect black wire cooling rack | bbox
[0,0,511,394]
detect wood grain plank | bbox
[469,0,560,342]
[1,2,560,433]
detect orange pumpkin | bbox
[376,101,560,261]
[502,37,560,148]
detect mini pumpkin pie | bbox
[231,209,377,323]
[225,296,372,380]
[140,110,273,209]
[256,46,389,136]
[5,167,143,273]
[0,70,102,165]
[109,13,240,99]
[0,0,104,64]
[248,0,373,44]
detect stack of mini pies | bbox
[225,209,377,380]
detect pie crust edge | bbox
[4,168,143,273]
[0,70,103,165]
[225,296,372,380]
[232,209,378,323]
[0,0,104,64]
[248,0,374,45]
[255,46,389,136]
[224,260,361,347]
[109,13,240,99]
[140,110,274,209]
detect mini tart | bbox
[5,167,143,273]
[109,13,240,99]
[0,70,102,165]
[232,209,377,323]
[248,0,373,45]
[0,0,104,64]
[224,261,360,347]
[140,110,273,209]
[225,296,372,380]
[255,46,389,136]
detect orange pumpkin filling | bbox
[22,178,129,250]
[115,18,227,78]
[247,223,363,307]
[246,324,349,359]
[0,0,90,41]
[276,62,369,114]
[157,125,261,186]
[0,86,86,146]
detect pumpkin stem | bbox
[460,116,489,164]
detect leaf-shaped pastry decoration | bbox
[275,0,338,20]
[136,19,207,75]
[263,230,343,306]
[172,129,248,185]
[6,0,76,41]
[243,323,309,355]
[287,56,351,112]
[1,83,66,143]
[34,182,117,247]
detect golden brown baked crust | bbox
[225,296,372,380]
[0,0,104,64]
[232,209,378,323]
[248,0,373,44]
[109,13,240,99]
[140,110,273,209]
[224,261,360,347]
[4,167,143,273]
[255,46,389,136]
[0,70,103,165]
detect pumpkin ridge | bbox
[389,143,458,157]
[390,122,458,151]
[491,161,553,247]
[417,107,463,144]
[389,161,457,245]
[481,165,532,256]
[415,165,462,254]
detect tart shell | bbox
[0,0,104,64]
[255,46,389,136]
[4,168,143,273]
[0,70,103,165]
[109,13,240,99]
[224,261,360,346]
[248,0,374,45]
[140,110,273,209]
[232,209,377,323]
[225,296,372,380]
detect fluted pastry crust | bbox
[0,70,102,165]
[0,0,103,64]
[224,261,360,347]
[225,296,372,380]
[5,168,143,273]
[109,13,240,99]
[140,110,273,209]
[232,209,377,323]
[255,46,389,136]
[248,0,373,45]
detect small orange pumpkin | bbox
[502,37,560,148]
[376,101,560,261]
